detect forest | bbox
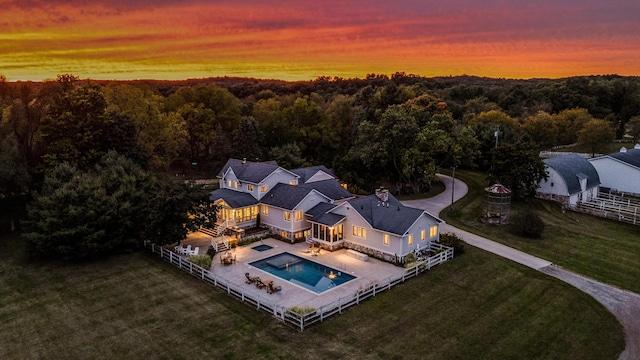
[2,73,640,237]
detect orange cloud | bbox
[1,0,640,81]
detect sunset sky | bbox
[2,0,640,81]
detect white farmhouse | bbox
[589,145,640,196]
[208,159,443,262]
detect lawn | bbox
[0,232,623,359]
[440,169,640,294]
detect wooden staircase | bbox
[201,223,231,252]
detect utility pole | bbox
[450,166,456,213]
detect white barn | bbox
[536,154,601,208]
[589,145,640,196]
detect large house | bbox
[209,159,443,262]
[589,145,640,196]
[536,154,601,208]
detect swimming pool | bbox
[249,252,356,294]
[251,244,273,252]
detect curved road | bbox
[404,174,640,360]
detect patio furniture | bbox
[183,245,192,255]
[245,272,260,285]
[255,278,269,289]
[221,252,235,265]
[312,245,321,256]
[267,281,282,294]
[188,247,199,256]
[174,245,184,254]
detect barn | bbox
[536,154,601,208]
[589,144,640,196]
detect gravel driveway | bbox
[405,174,640,360]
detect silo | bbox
[483,183,511,224]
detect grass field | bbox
[0,232,623,359]
[440,169,640,294]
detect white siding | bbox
[305,171,335,183]
[257,169,299,200]
[590,157,640,195]
[537,167,570,196]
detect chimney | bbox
[620,147,627,153]
[242,157,247,164]
[375,187,389,202]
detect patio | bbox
[180,232,407,310]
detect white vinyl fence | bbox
[144,241,453,330]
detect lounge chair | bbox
[312,245,321,256]
[245,272,260,285]
[267,281,282,294]
[255,278,268,289]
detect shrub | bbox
[404,252,417,267]
[439,232,466,255]
[289,306,315,315]
[510,209,545,238]
[206,246,217,258]
[188,254,212,269]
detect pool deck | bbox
[181,233,406,310]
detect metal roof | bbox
[544,154,601,195]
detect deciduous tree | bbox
[578,119,616,156]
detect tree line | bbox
[2,73,639,257]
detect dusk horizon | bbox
[2,0,640,82]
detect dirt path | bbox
[405,174,640,360]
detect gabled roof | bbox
[209,188,258,208]
[307,202,345,226]
[544,154,601,195]
[299,179,352,202]
[608,148,640,169]
[260,183,330,210]
[291,165,336,183]
[306,202,336,217]
[347,193,440,236]
[218,159,295,184]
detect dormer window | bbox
[289,180,297,186]
[247,184,254,191]
[260,185,268,193]
[227,180,232,188]
[233,181,238,189]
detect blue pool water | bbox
[249,252,356,294]
[251,244,273,252]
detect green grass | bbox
[441,169,640,294]
[0,232,623,359]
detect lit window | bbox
[383,234,390,246]
[352,226,366,238]
[430,225,437,238]
[247,184,254,191]
[421,230,426,242]
[227,180,232,188]
[284,211,292,221]
[289,180,297,186]
[261,205,269,216]
[260,185,268,193]
[408,234,413,246]
[294,210,303,221]
[234,181,238,189]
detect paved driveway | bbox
[404,174,640,360]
